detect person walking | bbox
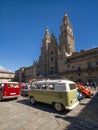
[92,81,97,91]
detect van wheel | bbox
[30,97,35,104]
[53,102,64,112]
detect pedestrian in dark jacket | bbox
[92,82,96,90]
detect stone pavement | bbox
[0,90,98,130]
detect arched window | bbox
[50,67,55,75]
[51,51,53,55]
[65,29,67,33]
[51,57,53,62]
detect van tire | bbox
[30,97,35,104]
[53,102,64,112]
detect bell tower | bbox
[39,27,51,77]
[59,12,75,55]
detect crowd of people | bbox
[85,81,97,91]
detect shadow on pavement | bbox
[1,98,18,102]
[17,97,70,115]
[55,92,98,130]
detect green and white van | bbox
[28,79,79,112]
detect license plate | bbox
[10,93,16,95]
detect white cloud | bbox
[0,66,5,70]
[0,66,12,72]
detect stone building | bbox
[15,12,98,84]
[61,48,98,84]
[0,70,15,82]
[14,61,38,83]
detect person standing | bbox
[92,81,97,90]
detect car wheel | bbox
[30,97,35,104]
[53,102,64,112]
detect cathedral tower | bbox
[39,28,51,77]
[59,12,75,55]
[48,33,59,77]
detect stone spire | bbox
[63,11,70,25]
[44,27,50,40]
[41,27,51,50]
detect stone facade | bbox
[14,61,38,83]
[38,12,74,78]
[38,31,59,78]
[61,48,98,84]
[0,70,15,82]
[15,12,98,84]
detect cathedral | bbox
[15,12,98,84]
[38,12,74,78]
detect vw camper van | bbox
[28,79,79,112]
[0,82,20,101]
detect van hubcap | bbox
[30,97,35,104]
[54,103,62,111]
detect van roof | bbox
[33,79,75,84]
[0,82,19,84]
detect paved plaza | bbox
[0,90,98,130]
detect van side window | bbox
[42,84,47,90]
[31,83,41,89]
[48,84,54,90]
[54,83,65,92]
[30,84,36,89]
[36,84,41,89]
[69,84,76,90]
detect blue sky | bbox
[0,0,98,72]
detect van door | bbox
[40,83,57,104]
[4,83,20,97]
[40,84,50,104]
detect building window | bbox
[95,61,98,65]
[78,73,81,76]
[65,29,67,33]
[50,67,55,75]
[51,51,53,55]
[51,57,53,62]
[77,67,81,71]
[71,76,73,80]
[87,63,92,69]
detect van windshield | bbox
[8,84,19,88]
[69,84,76,90]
